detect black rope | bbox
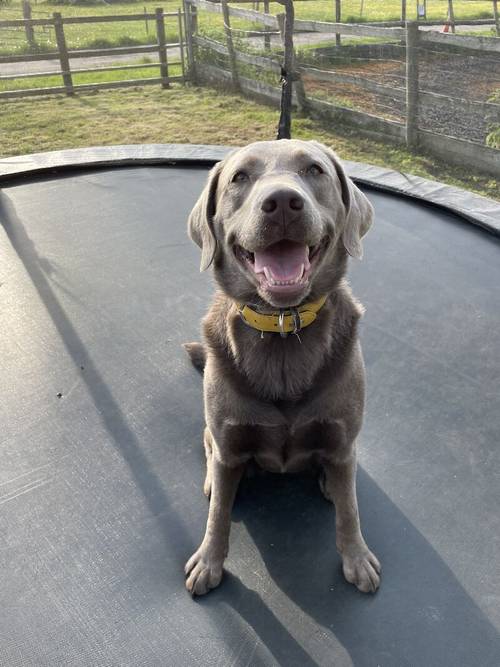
[276,0,295,140]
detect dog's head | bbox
[188,139,373,308]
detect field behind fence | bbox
[0,7,186,96]
[0,0,499,176]
[183,0,500,175]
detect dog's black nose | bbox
[261,189,304,214]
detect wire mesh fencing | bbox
[184,0,499,173]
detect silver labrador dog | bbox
[184,139,381,596]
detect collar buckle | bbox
[278,307,301,338]
[290,307,301,335]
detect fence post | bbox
[221,0,240,91]
[405,21,419,151]
[447,0,456,33]
[177,8,186,80]
[155,7,169,88]
[335,0,341,47]
[401,0,406,22]
[53,12,73,95]
[191,2,198,34]
[494,0,500,37]
[263,0,271,51]
[183,0,196,82]
[22,0,36,50]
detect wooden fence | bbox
[184,0,500,176]
[0,8,186,99]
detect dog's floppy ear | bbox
[312,142,373,260]
[188,160,224,271]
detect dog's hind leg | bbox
[183,342,206,373]
[319,469,334,503]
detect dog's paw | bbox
[341,546,381,594]
[184,549,223,596]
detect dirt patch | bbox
[300,51,500,143]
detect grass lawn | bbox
[0,0,183,55]
[0,83,497,200]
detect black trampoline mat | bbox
[1,165,499,666]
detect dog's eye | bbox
[306,164,324,176]
[232,171,249,183]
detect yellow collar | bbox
[236,295,328,335]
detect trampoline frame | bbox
[1,144,498,235]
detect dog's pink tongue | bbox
[254,240,310,281]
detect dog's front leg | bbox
[185,449,244,596]
[321,454,381,593]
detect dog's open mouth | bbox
[234,238,328,295]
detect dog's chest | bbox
[240,332,331,401]
[224,420,344,473]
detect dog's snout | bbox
[261,189,304,215]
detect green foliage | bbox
[486,127,500,149]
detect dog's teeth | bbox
[263,268,306,287]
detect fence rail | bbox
[0,8,186,98]
[186,0,497,44]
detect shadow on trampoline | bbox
[198,469,500,666]
[0,191,187,559]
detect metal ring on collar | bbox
[278,310,287,338]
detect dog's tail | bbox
[183,342,206,374]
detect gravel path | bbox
[0,49,180,77]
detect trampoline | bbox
[1,145,499,667]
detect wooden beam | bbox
[405,21,419,150]
[0,77,185,100]
[493,0,500,37]
[0,63,166,81]
[155,7,169,88]
[193,35,281,71]
[293,19,406,39]
[177,8,186,79]
[0,18,53,28]
[301,66,406,100]
[53,12,73,95]
[335,0,341,46]
[419,30,500,52]
[221,0,240,90]
[60,13,181,24]
[22,1,36,49]
[448,0,456,33]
